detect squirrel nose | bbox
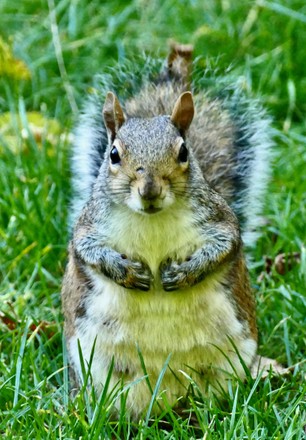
[138,179,161,201]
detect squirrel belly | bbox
[62,43,270,419]
[63,190,257,418]
[68,273,257,418]
[65,201,257,418]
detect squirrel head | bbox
[102,91,194,214]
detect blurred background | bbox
[1,0,305,124]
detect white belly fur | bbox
[69,205,257,417]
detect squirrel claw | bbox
[162,282,180,292]
[162,278,185,292]
[120,259,152,291]
[134,282,150,292]
[160,259,186,291]
[160,256,202,291]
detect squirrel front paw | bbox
[104,254,153,291]
[159,256,204,291]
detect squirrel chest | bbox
[104,203,201,274]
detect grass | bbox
[0,0,305,438]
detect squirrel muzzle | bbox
[137,175,164,214]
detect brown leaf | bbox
[274,252,301,275]
[0,313,18,330]
[257,256,273,282]
[257,251,301,282]
[0,311,57,339]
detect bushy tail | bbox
[160,41,194,89]
[225,90,274,247]
[69,96,108,227]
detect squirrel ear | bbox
[103,92,125,141]
[171,91,194,134]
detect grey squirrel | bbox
[62,43,273,419]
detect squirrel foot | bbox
[159,255,204,292]
[110,256,153,291]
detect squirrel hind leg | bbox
[159,40,194,90]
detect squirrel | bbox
[62,43,273,419]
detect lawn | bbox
[0,0,305,438]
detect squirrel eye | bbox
[178,142,188,163]
[110,146,121,164]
